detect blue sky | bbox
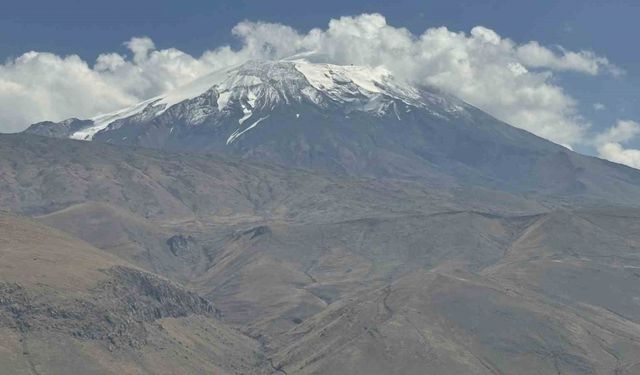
[1,0,639,166]
[2,0,638,62]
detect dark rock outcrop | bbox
[26,118,93,139]
[0,266,219,349]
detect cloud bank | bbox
[0,13,633,166]
[595,120,640,169]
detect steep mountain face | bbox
[25,59,640,205]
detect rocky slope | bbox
[268,208,640,374]
[0,213,272,375]
[2,134,640,374]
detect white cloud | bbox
[516,42,622,76]
[0,37,219,132]
[124,37,156,63]
[595,120,640,169]
[597,143,640,169]
[595,120,640,145]
[284,15,604,145]
[0,13,622,150]
[0,52,137,132]
[594,102,606,111]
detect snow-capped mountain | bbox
[30,58,467,142]
[25,58,640,203]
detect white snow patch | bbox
[238,104,253,125]
[226,116,270,145]
[71,97,159,140]
[155,64,240,112]
[393,103,401,121]
[246,90,257,109]
[293,60,423,108]
[217,91,231,110]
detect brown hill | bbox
[0,213,270,375]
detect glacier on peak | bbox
[54,58,465,141]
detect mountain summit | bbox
[28,58,467,141]
[25,58,640,205]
